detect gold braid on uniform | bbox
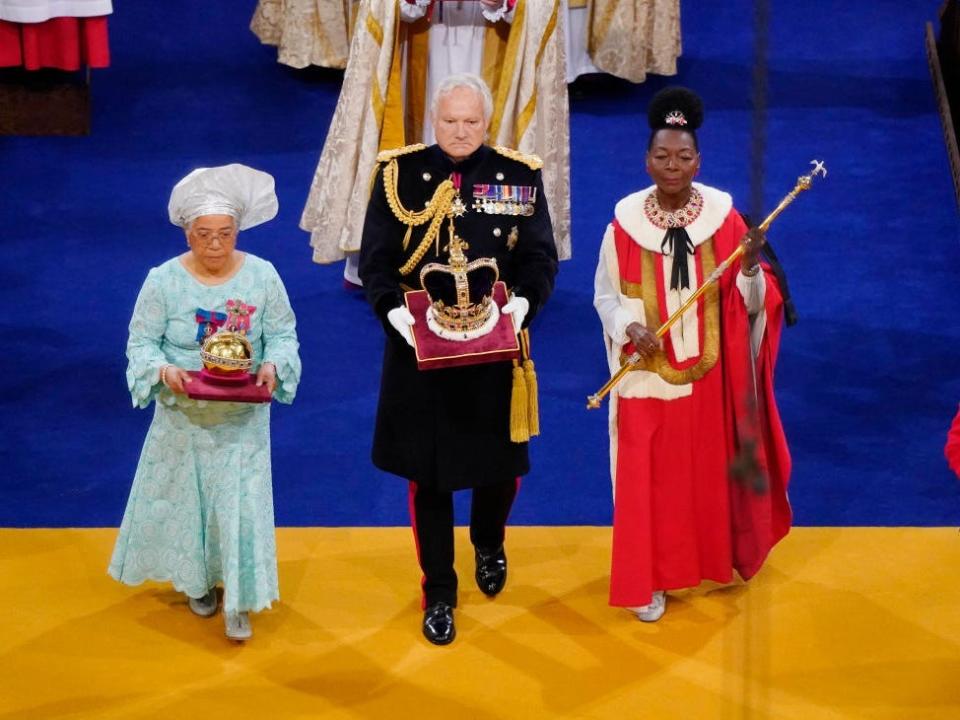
[381,157,458,276]
[370,144,429,197]
[377,143,427,163]
[492,146,543,170]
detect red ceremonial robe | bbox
[0,16,110,70]
[946,405,960,479]
[608,206,791,608]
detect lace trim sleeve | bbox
[125,269,169,409]
[260,263,302,404]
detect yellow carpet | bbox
[0,527,957,719]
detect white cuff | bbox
[610,307,635,347]
[399,0,430,22]
[736,267,766,315]
[481,1,511,23]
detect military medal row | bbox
[472,183,537,216]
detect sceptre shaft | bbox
[586,160,827,410]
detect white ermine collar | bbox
[614,182,732,252]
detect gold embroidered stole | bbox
[619,239,721,385]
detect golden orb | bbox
[200,330,254,373]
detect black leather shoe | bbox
[475,545,507,596]
[422,601,456,645]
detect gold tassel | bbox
[402,224,413,251]
[523,357,539,437]
[510,359,530,443]
[519,329,539,437]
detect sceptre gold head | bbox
[796,160,828,192]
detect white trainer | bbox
[224,611,252,641]
[187,588,218,618]
[630,591,666,622]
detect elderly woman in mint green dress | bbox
[109,164,301,642]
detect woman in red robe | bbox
[593,87,792,621]
[946,406,960,479]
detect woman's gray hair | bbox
[430,73,494,121]
[183,214,238,236]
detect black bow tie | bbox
[661,227,695,290]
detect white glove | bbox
[501,294,529,331]
[399,0,430,21]
[387,306,416,347]
[480,0,511,22]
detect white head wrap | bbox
[168,164,278,231]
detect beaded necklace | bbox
[643,186,703,229]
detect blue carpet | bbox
[1,1,958,527]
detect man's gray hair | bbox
[430,73,494,121]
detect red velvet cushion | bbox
[405,281,520,370]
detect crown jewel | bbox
[419,233,499,338]
[201,329,254,373]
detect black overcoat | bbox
[359,144,558,491]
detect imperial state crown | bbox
[419,232,499,338]
[404,229,519,370]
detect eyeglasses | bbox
[191,229,237,246]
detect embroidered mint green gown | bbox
[108,254,301,613]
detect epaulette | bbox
[493,145,543,170]
[376,143,427,164]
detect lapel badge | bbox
[507,226,519,250]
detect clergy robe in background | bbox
[250,0,359,70]
[583,0,680,83]
[564,0,598,82]
[300,0,571,284]
[0,0,111,69]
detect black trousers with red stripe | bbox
[408,478,519,607]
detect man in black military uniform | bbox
[359,73,558,645]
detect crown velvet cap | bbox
[420,251,499,334]
[168,164,279,230]
[422,263,498,312]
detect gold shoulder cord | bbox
[377,143,427,164]
[492,145,543,170]
[367,145,427,199]
[382,157,458,276]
